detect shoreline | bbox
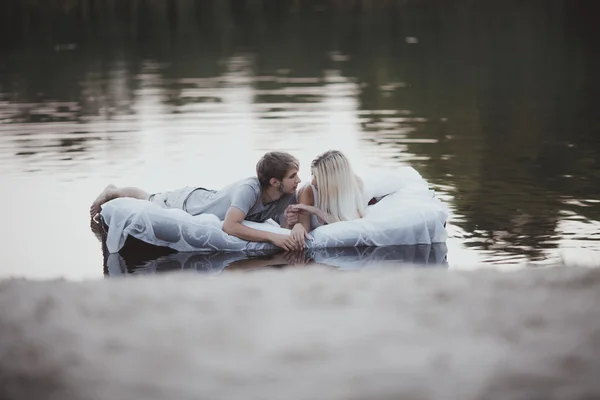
[1,266,599,399]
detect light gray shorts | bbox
[148,186,198,210]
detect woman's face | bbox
[311,171,318,190]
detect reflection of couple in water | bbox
[91,150,368,251]
[104,241,448,276]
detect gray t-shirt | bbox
[183,177,297,223]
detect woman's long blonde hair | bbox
[311,150,365,222]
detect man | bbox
[90,151,303,250]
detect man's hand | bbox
[284,250,310,266]
[270,233,301,251]
[290,223,310,249]
[285,205,299,226]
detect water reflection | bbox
[105,243,448,277]
[1,0,600,278]
[93,218,447,276]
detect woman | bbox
[287,150,366,247]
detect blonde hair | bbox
[311,150,365,222]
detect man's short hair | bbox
[256,151,299,188]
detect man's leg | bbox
[90,185,150,217]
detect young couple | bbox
[90,150,366,251]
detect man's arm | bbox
[280,215,290,229]
[222,207,298,251]
[226,251,309,271]
[284,185,313,232]
[278,193,300,229]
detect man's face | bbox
[276,167,301,195]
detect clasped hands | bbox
[270,204,312,251]
[284,203,311,226]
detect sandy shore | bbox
[1,266,599,400]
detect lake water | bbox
[1,1,599,279]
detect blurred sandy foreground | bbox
[1,266,599,400]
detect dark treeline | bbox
[5,0,406,45]
[2,0,599,44]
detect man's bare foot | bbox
[90,184,116,218]
[89,216,105,243]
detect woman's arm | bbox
[295,185,314,232]
[292,175,366,224]
[293,204,336,224]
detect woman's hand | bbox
[290,223,310,249]
[285,204,312,225]
[290,204,333,224]
[289,203,315,215]
[286,204,315,224]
